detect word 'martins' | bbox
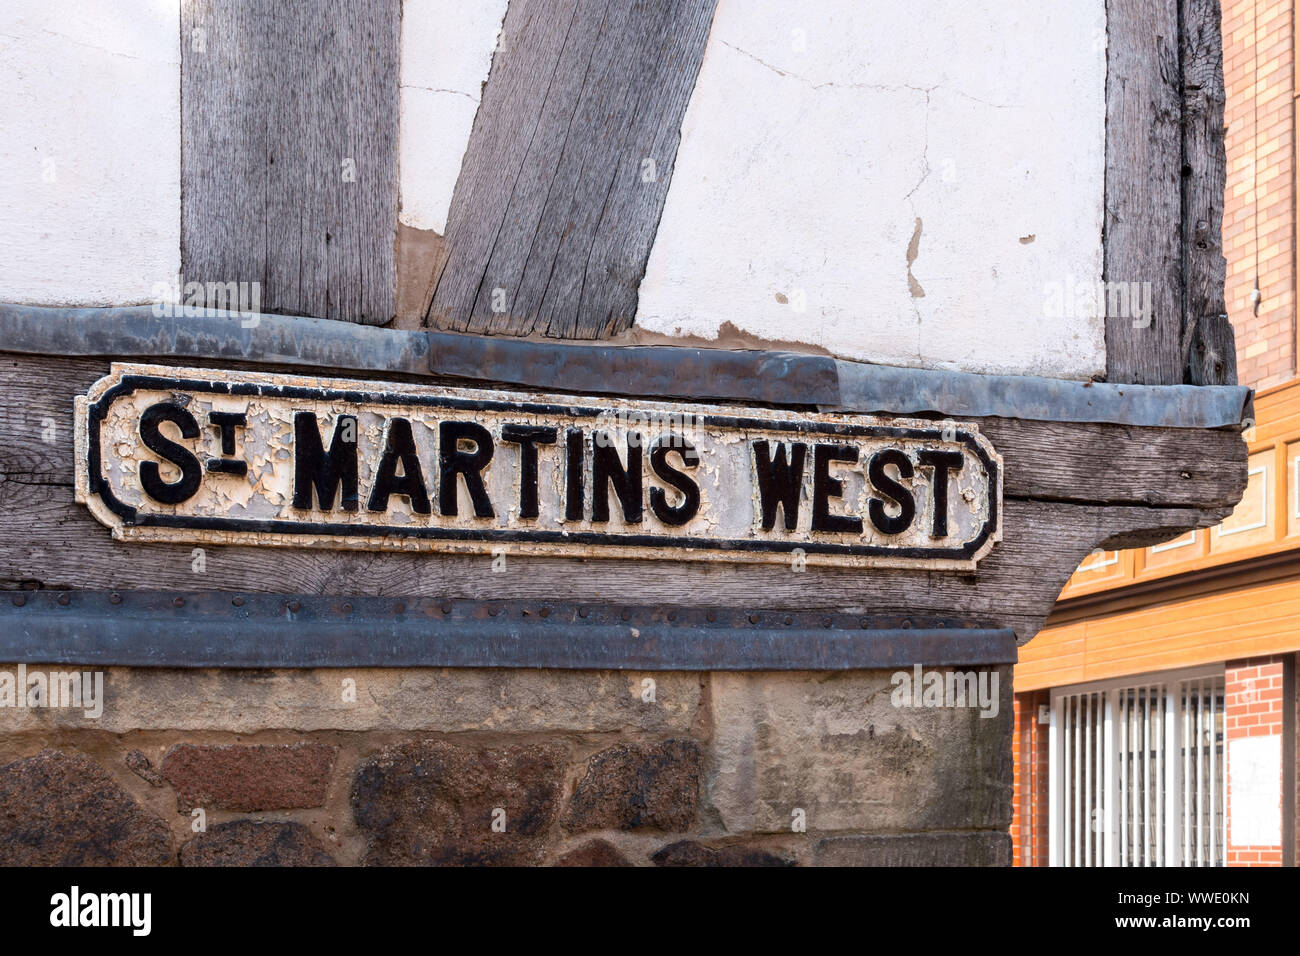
[76,364,1001,569]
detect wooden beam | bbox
[0,464,1224,646]
[2,354,1247,512]
[977,417,1245,509]
[425,0,718,339]
[180,0,400,325]
[0,353,1243,645]
[1104,0,1234,385]
[1103,0,1184,384]
[1180,0,1235,386]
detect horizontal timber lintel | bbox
[0,591,1017,670]
[0,304,1251,429]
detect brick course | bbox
[1011,690,1049,867]
[1224,0,1295,389]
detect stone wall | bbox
[0,666,1011,866]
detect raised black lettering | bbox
[139,402,202,505]
[439,421,494,518]
[868,449,915,535]
[811,443,863,534]
[752,440,807,531]
[501,424,557,519]
[205,410,248,477]
[591,431,642,523]
[292,412,359,511]
[917,449,964,537]
[367,417,431,514]
[565,428,584,521]
[649,436,700,526]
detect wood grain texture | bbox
[1180,0,1235,386]
[978,417,1245,509]
[425,0,718,339]
[0,354,1243,645]
[0,355,1247,512]
[0,464,1224,646]
[1103,0,1185,385]
[180,0,399,324]
[0,473,1227,647]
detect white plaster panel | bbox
[636,0,1108,380]
[398,0,507,233]
[1229,734,1282,848]
[0,0,180,305]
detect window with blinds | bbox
[1049,669,1226,866]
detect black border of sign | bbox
[85,371,1000,561]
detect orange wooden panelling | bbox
[1057,377,1300,601]
[1019,573,1300,691]
[1056,549,1134,599]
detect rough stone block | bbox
[0,749,172,865]
[563,738,700,832]
[352,740,566,866]
[651,839,795,867]
[0,667,701,735]
[552,839,633,867]
[706,668,1012,834]
[180,821,336,866]
[813,831,1011,867]
[161,742,336,812]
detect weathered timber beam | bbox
[180,0,400,324]
[2,353,1245,512]
[1180,0,1235,387]
[1103,0,1183,385]
[425,0,719,338]
[0,443,1236,646]
[1104,0,1233,385]
[0,305,1251,429]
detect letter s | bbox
[139,402,202,504]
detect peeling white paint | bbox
[398,0,508,233]
[636,0,1108,380]
[0,0,180,305]
[76,364,1002,570]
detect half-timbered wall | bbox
[0,0,1248,867]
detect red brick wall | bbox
[1225,657,1286,865]
[1011,690,1049,867]
[1224,0,1296,390]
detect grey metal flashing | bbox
[426,328,838,407]
[0,590,1017,670]
[0,303,1250,428]
[0,304,432,377]
[832,359,1253,429]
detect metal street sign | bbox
[75,364,1002,569]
